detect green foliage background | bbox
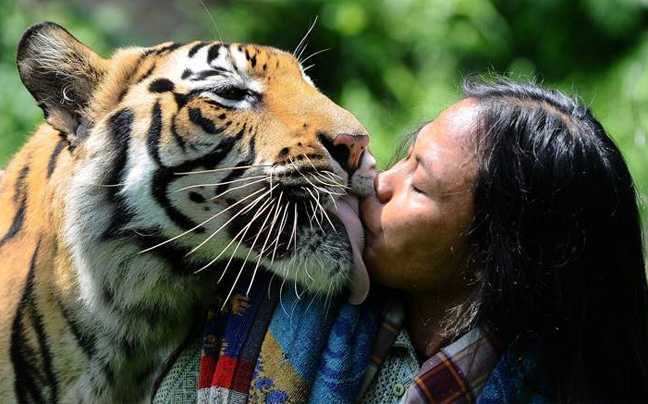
[1,0,647,233]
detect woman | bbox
[358,79,648,402]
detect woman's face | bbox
[361,99,479,294]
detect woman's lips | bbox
[359,194,379,240]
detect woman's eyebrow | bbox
[415,155,432,175]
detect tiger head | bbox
[17,22,375,303]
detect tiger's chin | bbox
[269,214,354,298]
[262,191,369,304]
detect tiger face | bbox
[18,22,375,305]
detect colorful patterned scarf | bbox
[197,270,379,403]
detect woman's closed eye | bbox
[411,182,426,195]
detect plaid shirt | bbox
[359,299,500,404]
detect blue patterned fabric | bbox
[248,288,380,404]
[477,339,552,403]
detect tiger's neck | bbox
[0,125,218,402]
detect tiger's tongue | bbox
[331,195,370,305]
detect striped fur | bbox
[0,22,375,403]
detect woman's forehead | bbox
[414,99,479,151]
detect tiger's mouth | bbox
[161,150,376,304]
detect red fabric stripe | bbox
[198,355,218,389]
[212,356,238,388]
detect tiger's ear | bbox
[16,22,108,145]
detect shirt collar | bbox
[402,326,501,404]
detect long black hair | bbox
[454,78,648,402]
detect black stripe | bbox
[188,107,223,135]
[172,89,203,110]
[213,134,255,196]
[207,44,222,63]
[29,279,59,403]
[102,109,134,239]
[117,88,129,103]
[150,130,244,231]
[14,163,30,204]
[147,102,164,167]
[181,68,193,80]
[47,138,66,179]
[151,169,203,232]
[203,99,233,110]
[144,42,185,57]
[0,162,30,249]
[55,295,97,358]
[0,201,25,250]
[191,69,227,81]
[149,78,175,93]
[188,41,208,57]
[106,109,133,186]
[135,63,156,84]
[170,115,187,153]
[245,48,257,68]
[246,132,257,162]
[10,243,51,403]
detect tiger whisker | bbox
[302,63,315,72]
[210,177,267,201]
[175,175,266,192]
[293,16,318,58]
[305,264,315,282]
[279,275,289,317]
[326,192,339,211]
[191,194,273,274]
[306,187,337,231]
[294,280,303,301]
[174,164,272,175]
[196,0,223,42]
[248,192,284,296]
[303,154,320,172]
[131,228,157,237]
[270,202,290,265]
[219,204,274,310]
[139,187,266,254]
[263,205,289,262]
[305,194,324,233]
[186,185,273,257]
[309,173,347,189]
[323,281,334,318]
[311,172,350,190]
[299,47,331,65]
[290,157,342,197]
[297,40,310,64]
[290,203,299,254]
[321,170,344,181]
[290,293,301,327]
[208,196,275,279]
[85,182,126,188]
[302,156,349,193]
[307,200,316,231]
[225,197,276,306]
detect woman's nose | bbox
[375,170,394,203]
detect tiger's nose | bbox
[319,132,369,173]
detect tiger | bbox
[0,22,375,403]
